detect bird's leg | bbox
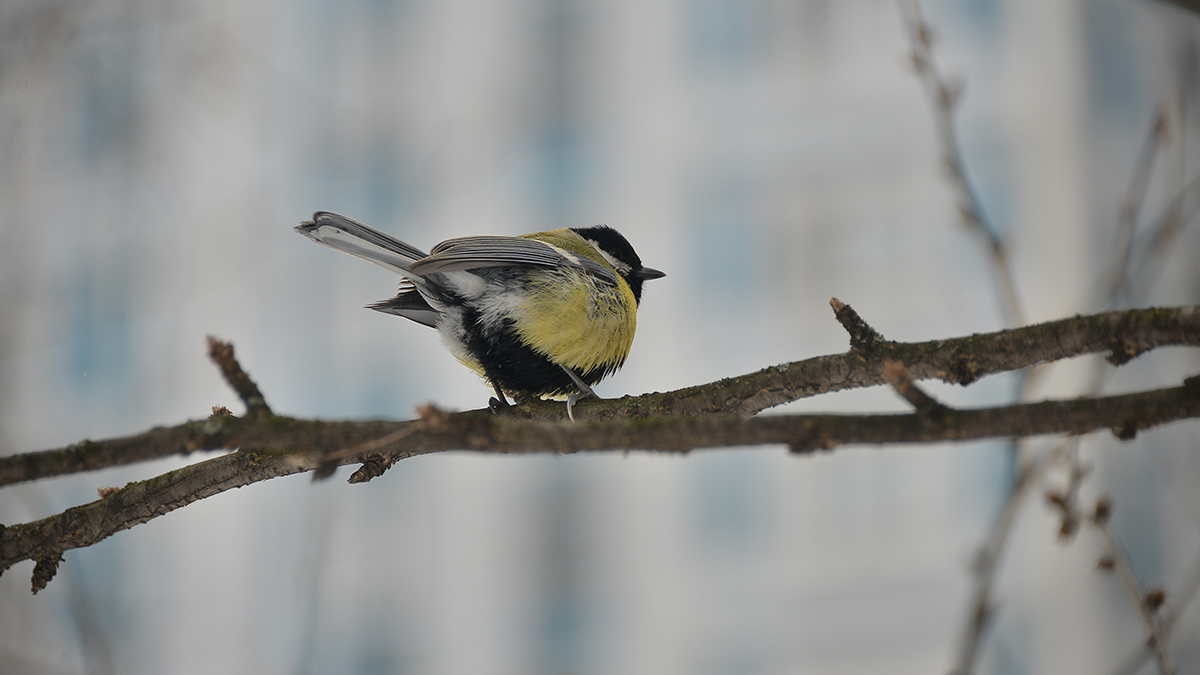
[488,380,510,414]
[560,366,597,422]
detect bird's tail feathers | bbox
[295,212,429,279]
[367,284,440,328]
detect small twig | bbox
[830,297,888,353]
[206,336,271,417]
[883,360,949,416]
[1107,523,1200,675]
[950,449,1064,675]
[1042,438,1091,540]
[1161,548,1200,642]
[1108,545,1200,674]
[1126,175,1200,299]
[1107,110,1171,306]
[1044,491,1176,675]
[1085,500,1177,675]
[902,8,1198,671]
[901,1,1024,327]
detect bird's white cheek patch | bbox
[585,240,631,275]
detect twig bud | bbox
[1144,588,1166,612]
[1092,497,1112,525]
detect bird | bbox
[295,211,664,420]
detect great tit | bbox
[296,212,664,420]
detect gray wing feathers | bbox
[295,212,429,277]
[413,236,617,284]
[297,214,619,286]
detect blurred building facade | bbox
[1,0,1198,673]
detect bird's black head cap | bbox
[572,225,664,304]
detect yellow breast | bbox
[514,266,637,373]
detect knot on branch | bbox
[1107,336,1147,366]
[31,553,64,594]
[347,456,397,483]
[1112,422,1139,441]
[787,421,836,455]
[948,351,982,385]
[1183,374,1200,393]
[830,298,888,355]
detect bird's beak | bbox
[636,266,666,280]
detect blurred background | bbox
[1,0,1199,673]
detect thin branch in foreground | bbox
[3,376,1200,591]
[206,336,271,416]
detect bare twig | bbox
[901,1,1024,327]
[1161,550,1200,644]
[1126,174,1200,299]
[831,297,888,353]
[1042,488,1176,675]
[1107,527,1200,675]
[1085,501,1176,675]
[950,449,1063,675]
[1106,110,1171,306]
[206,336,271,417]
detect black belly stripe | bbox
[461,310,612,397]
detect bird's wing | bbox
[412,236,617,284]
[295,212,429,277]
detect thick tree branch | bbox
[3,304,1200,488]
[623,303,1200,416]
[4,375,1200,590]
